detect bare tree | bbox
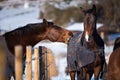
[99,0,120,27]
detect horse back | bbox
[108,47,120,80]
[108,37,120,80]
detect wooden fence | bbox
[14,45,58,80]
[0,43,6,80]
[0,45,58,80]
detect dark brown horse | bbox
[1,19,73,80]
[67,5,106,80]
[108,37,120,80]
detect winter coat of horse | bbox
[67,32,95,71]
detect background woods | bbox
[0,0,120,30]
[98,0,120,33]
[39,0,120,29]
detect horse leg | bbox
[94,65,101,80]
[77,71,84,80]
[8,77,12,80]
[77,68,86,80]
[100,56,107,80]
[70,71,76,80]
[85,73,93,80]
[77,70,93,80]
[86,68,93,80]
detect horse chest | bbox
[82,37,97,49]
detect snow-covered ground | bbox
[0,1,113,80]
[0,5,41,31]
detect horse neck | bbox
[4,32,47,54]
[83,27,104,48]
[84,24,97,41]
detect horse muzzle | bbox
[65,32,73,44]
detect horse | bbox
[108,37,120,80]
[67,5,106,80]
[0,18,73,80]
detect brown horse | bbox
[1,19,73,80]
[67,5,106,80]
[108,37,120,80]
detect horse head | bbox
[80,5,97,41]
[43,19,73,43]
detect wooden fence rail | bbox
[15,45,39,80]
[14,45,58,80]
[26,46,32,80]
[15,45,23,80]
[0,45,57,80]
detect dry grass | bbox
[41,48,58,80]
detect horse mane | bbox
[3,23,47,37]
[3,21,62,38]
[93,32,104,48]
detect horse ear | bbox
[43,18,47,23]
[92,4,96,14]
[80,7,86,15]
[80,7,86,14]
[43,18,48,26]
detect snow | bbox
[0,6,41,31]
[0,1,112,80]
[66,22,103,31]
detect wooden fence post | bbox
[45,48,48,80]
[26,46,32,80]
[0,44,6,80]
[39,46,42,80]
[34,48,39,80]
[15,45,23,80]
[39,46,48,80]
